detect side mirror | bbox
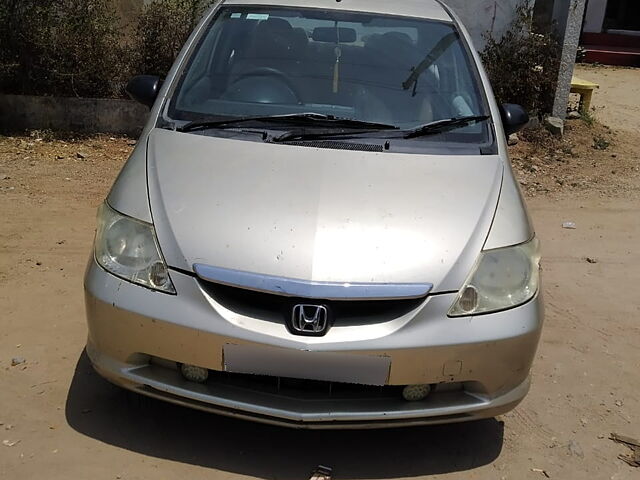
[500,103,529,136]
[126,75,161,109]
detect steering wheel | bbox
[227,67,303,105]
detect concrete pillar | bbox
[552,0,571,35]
[552,0,587,119]
[583,0,607,33]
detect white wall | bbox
[442,0,536,50]
[583,0,607,33]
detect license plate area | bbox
[223,344,391,386]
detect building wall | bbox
[0,94,148,136]
[441,0,536,50]
[547,0,573,39]
[583,0,607,32]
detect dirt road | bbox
[1,66,639,480]
[575,65,640,133]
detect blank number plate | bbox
[223,344,391,386]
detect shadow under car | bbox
[66,350,505,479]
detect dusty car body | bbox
[84,0,543,428]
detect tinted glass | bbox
[168,6,489,140]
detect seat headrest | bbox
[365,31,422,67]
[251,18,308,59]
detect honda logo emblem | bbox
[290,304,330,336]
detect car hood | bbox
[147,129,503,292]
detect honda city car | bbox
[84,0,543,428]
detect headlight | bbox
[449,237,540,317]
[94,202,176,294]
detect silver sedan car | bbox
[84,0,543,428]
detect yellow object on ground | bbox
[571,75,599,112]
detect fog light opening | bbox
[180,363,209,383]
[459,285,479,313]
[402,384,432,402]
[149,261,169,288]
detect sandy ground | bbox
[1,65,639,480]
[574,65,640,134]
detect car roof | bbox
[221,0,453,22]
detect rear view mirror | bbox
[500,103,529,136]
[126,75,161,109]
[312,27,357,43]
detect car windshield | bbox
[167,6,490,143]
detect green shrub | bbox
[132,0,215,78]
[480,3,562,115]
[592,135,610,150]
[0,0,215,97]
[581,108,596,126]
[0,0,128,98]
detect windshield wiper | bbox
[179,113,331,132]
[402,115,490,139]
[178,113,395,134]
[272,120,398,143]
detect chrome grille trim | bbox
[193,264,433,300]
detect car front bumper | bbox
[84,258,543,429]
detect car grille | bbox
[206,369,403,400]
[198,280,427,326]
[148,357,464,402]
